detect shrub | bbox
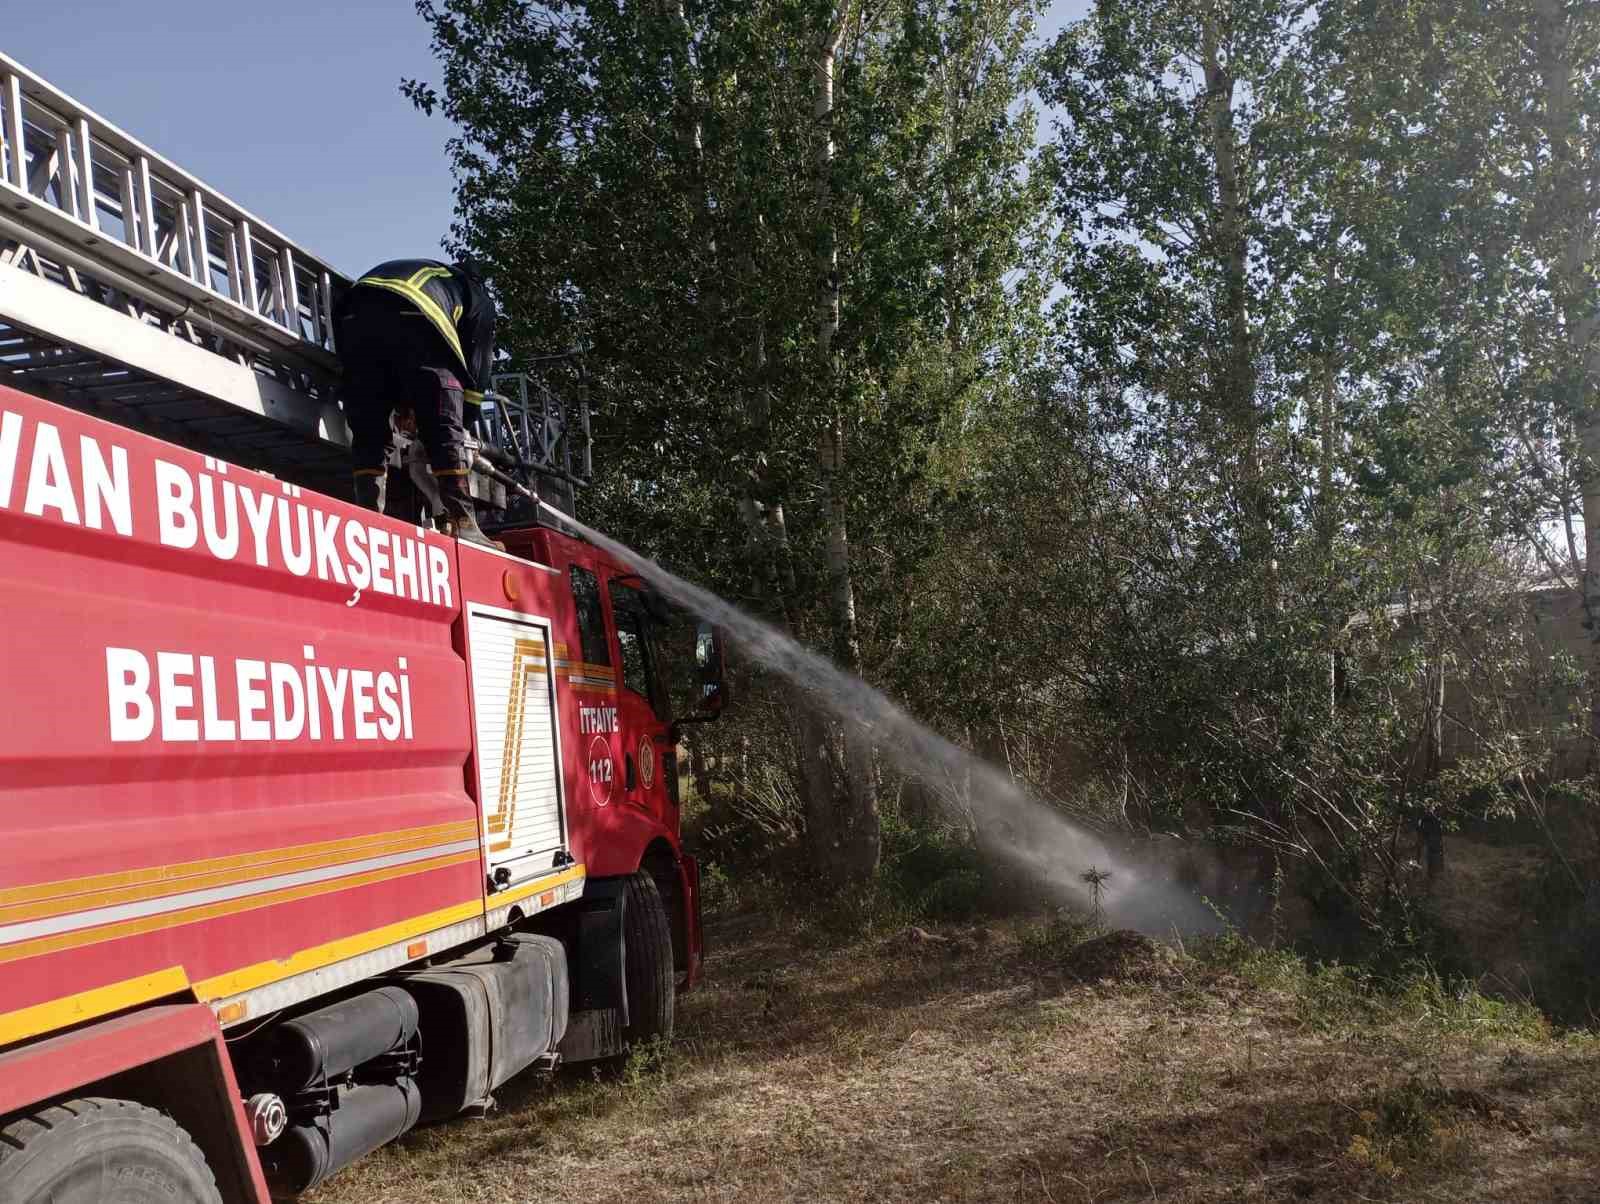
[877,807,989,922]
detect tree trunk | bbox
[660,0,716,318]
[813,11,879,888]
[1318,357,1339,717]
[1201,6,1265,562]
[1582,425,1600,769]
[1317,358,1337,551]
[738,454,835,864]
[728,185,838,862]
[689,737,711,801]
[1420,653,1446,881]
[1532,0,1600,770]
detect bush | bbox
[877,807,989,922]
[690,768,1017,930]
[1017,907,1098,960]
[1525,855,1600,1025]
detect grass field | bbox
[306,911,1599,1203]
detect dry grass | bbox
[307,912,1600,1204]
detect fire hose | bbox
[472,453,536,501]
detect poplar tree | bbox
[408,0,1050,890]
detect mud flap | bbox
[558,880,629,1063]
[682,853,704,983]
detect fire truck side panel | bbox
[0,383,485,1044]
[454,539,685,883]
[0,380,704,1191]
[460,536,703,987]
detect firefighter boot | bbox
[353,470,387,514]
[437,472,502,549]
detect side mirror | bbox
[694,622,728,717]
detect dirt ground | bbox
[307,912,1600,1204]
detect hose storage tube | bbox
[243,986,424,1197]
[257,986,419,1094]
[259,1078,423,1196]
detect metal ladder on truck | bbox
[0,51,357,496]
[0,51,590,509]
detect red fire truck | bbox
[0,52,719,1204]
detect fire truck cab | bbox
[0,51,717,1203]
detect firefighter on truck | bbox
[334,256,498,547]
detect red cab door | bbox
[605,576,673,818]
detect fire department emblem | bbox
[639,737,656,790]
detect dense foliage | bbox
[412,0,1600,1002]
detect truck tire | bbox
[0,1097,222,1204]
[622,870,675,1047]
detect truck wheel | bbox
[622,870,675,1047]
[0,1097,222,1204]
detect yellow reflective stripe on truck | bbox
[0,820,475,911]
[0,967,192,1047]
[0,851,481,967]
[0,863,588,1046]
[0,822,478,926]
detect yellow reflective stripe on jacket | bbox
[464,389,484,406]
[355,269,468,375]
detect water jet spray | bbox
[543,500,1217,935]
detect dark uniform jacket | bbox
[340,259,497,403]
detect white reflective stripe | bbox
[210,915,490,1026]
[0,838,481,946]
[484,873,585,931]
[211,867,586,1027]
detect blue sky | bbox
[5,0,1090,279]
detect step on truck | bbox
[0,51,721,1203]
